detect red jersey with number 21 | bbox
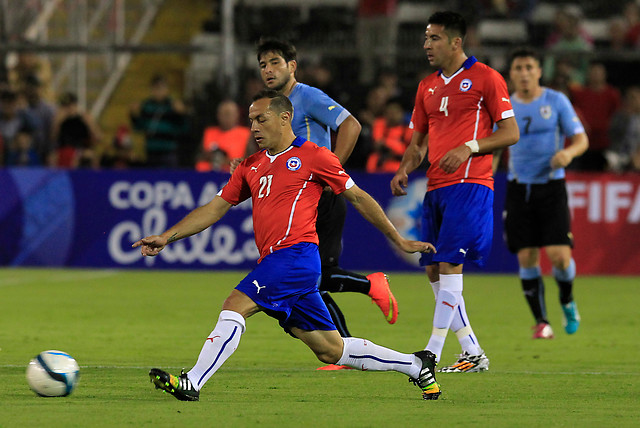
[218,136,353,262]
[410,56,514,191]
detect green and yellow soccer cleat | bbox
[409,350,441,400]
[149,368,199,401]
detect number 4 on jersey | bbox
[439,96,449,117]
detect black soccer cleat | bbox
[149,368,199,401]
[409,350,441,400]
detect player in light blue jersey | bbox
[286,83,352,150]
[496,47,588,339]
[254,39,399,366]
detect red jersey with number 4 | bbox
[219,136,353,262]
[410,56,514,191]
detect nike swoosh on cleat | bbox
[386,295,394,322]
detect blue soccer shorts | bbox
[420,183,493,268]
[235,242,336,335]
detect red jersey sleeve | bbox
[311,146,353,194]
[218,161,251,205]
[410,79,430,134]
[483,68,515,123]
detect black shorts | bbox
[504,179,573,253]
[316,191,347,268]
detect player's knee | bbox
[314,344,342,364]
[426,265,439,282]
[309,334,344,364]
[549,253,571,270]
[316,351,340,364]
[517,248,539,267]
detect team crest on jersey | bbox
[286,157,302,171]
[540,105,552,119]
[459,79,472,92]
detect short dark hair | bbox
[256,38,297,63]
[150,74,167,87]
[252,89,293,116]
[58,91,78,106]
[428,11,467,40]
[509,47,542,68]
[0,88,17,102]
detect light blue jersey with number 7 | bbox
[508,87,585,184]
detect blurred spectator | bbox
[130,74,188,168]
[51,92,102,168]
[7,49,54,102]
[366,99,411,173]
[101,125,141,169]
[376,68,404,104]
[622,1,640,48]
[238,74,264,126]
[569,62,622,170]
[356,0,398,85]
[0,88,38,166]
[22,74,56,165]
[196,99,253,172]
[543,5,593,86]
[609,17,628,51]
[347,85,390,169]
[490,0,537,20]
[546,57,581,97]
[606,86,640,172]
[307,62,349,107]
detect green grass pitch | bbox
[0,268,638,427]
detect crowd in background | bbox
[2,1,640,173]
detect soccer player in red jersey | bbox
[391,11,519,373]
[135,90,442,401]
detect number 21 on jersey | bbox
[258,175,273,198]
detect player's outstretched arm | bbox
[342,184,436,254]
[132,196,233,256]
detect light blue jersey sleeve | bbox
[508,88,584,183]
[288,83,351,150]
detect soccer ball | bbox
[26,350,80,397]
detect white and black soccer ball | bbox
[26,350,80,397]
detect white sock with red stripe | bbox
[187,310,245,391]
[450,294,482,356]
[426,274,462,362]
[337,337,422,378]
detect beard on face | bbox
[269,74,290,92]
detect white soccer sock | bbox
[337,337,422,378]
[187,310,246,390]
[426,274,462,361]
[450,295,482,356]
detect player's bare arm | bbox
[551,132,588,169]
[439,116,519,174]
[132,196,233,256]
[342,184,435,254]
[333,115,361,165]
[391,131,429,196]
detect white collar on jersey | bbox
[265,145,294,163]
